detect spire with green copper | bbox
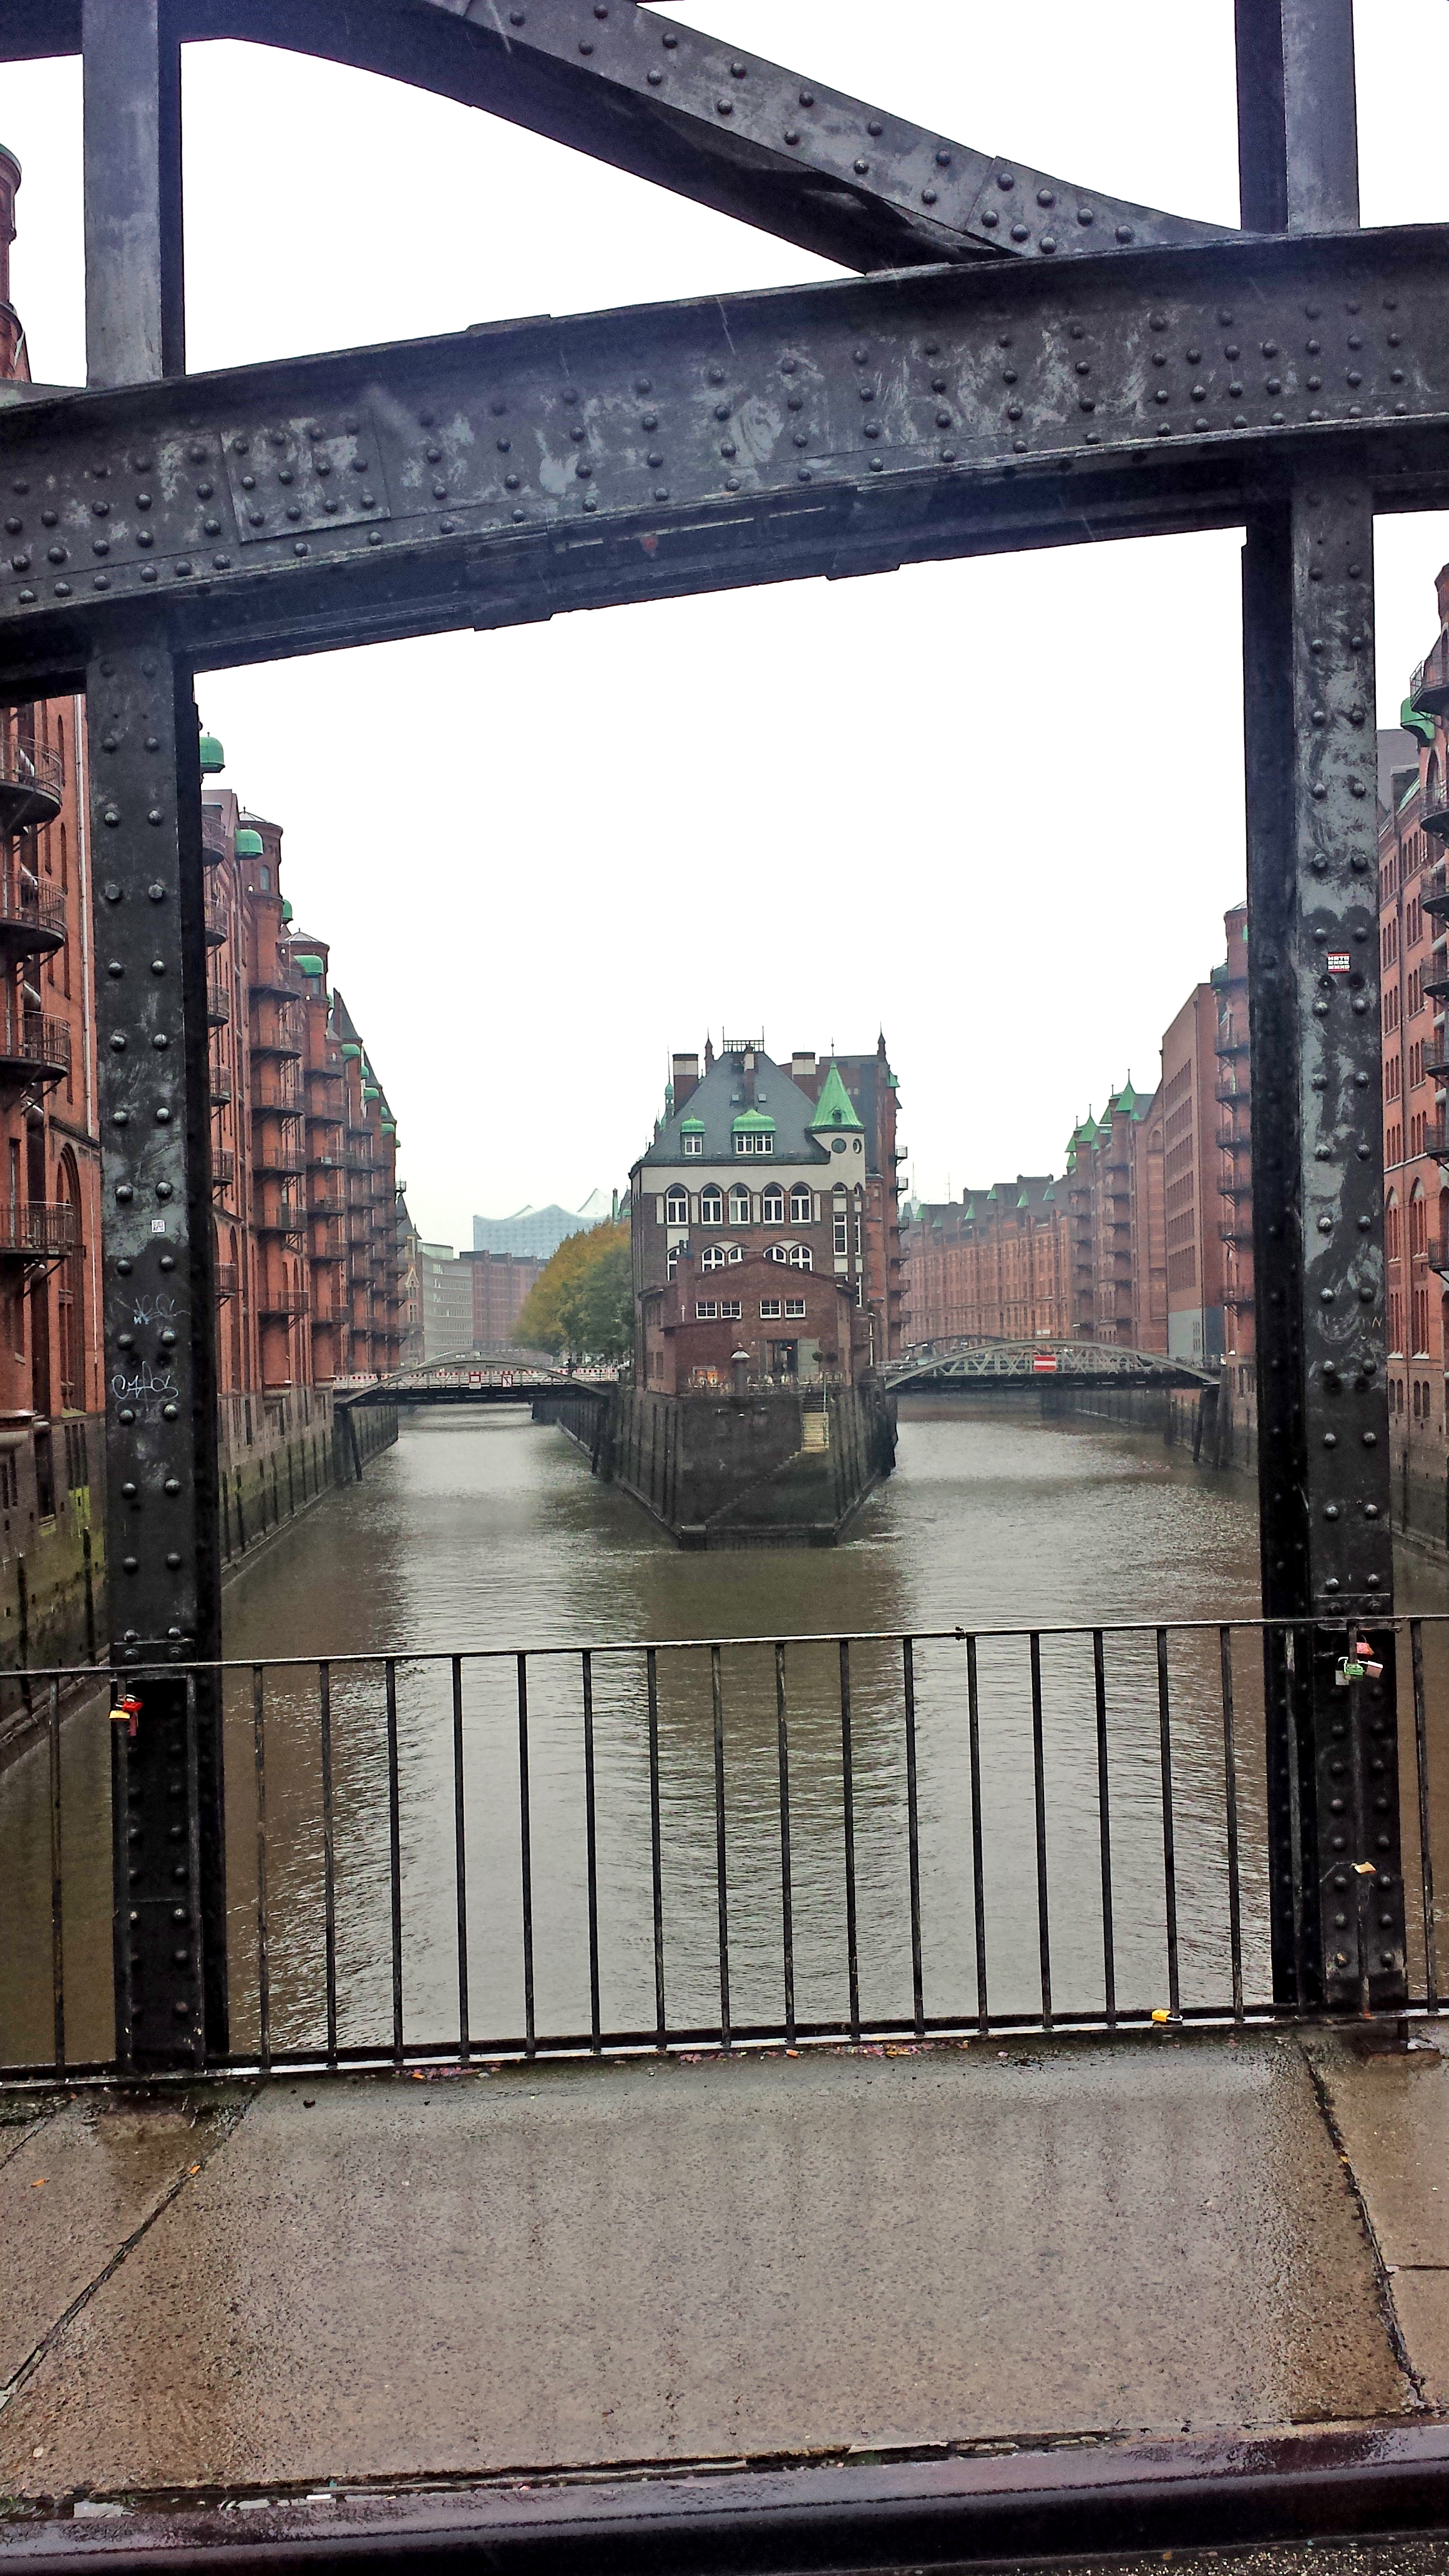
[808,1060,863,1133]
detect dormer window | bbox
[680,1120,704,1158]
[700,1185,723,1226]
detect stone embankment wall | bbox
[550,1380,897,1546]
[0,1389,396,1727]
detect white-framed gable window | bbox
[729,1184,751,1224]
[700,1185,723,1226]
[696,1299,718,1319]
[681,1130,703,1157]
[761,1297,782,1319]
[789,1184,813,1224]
[789,1244,812,1270]
[702,1244,743,1271]
[664,1186,688,1226]
[761,1184,784,1226]
[785,1297,807,1319]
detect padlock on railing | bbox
[109,1692,142,1739]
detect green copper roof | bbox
[1403,697,1438,748]
[363,1085,380,1102]
[281,899,293,924]
[341,1042,363,1061]
[680,1115,705,1132]
[731,1108,776,1132]
[1114,1076,1148,1120]
[295,953,325,978]
[198,730,225,775]
[235,827,264,862]
[809,1060,864,1132]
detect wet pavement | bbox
[0,2029,1438,2510]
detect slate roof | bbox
[640,1050,832,1171]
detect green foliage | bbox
[515,1221,633,1364]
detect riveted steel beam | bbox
[82,0,185,386]
[0,227,1444,693]
[1,0,1230,280]
[91,642,225,2068]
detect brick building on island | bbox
[632,1038,903,1392]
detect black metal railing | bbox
[2,1616,1448,2083]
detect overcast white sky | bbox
[4,4,1448,1244]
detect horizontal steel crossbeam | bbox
[0,225,1444,689]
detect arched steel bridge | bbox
[337,1354,617,1408]
[884,1340,1217,1394]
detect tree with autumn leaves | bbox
[514,1220,633,1367]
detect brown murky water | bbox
[6,1400,1449,2067]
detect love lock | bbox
[1335,1657,1365,1686]
[109,1692,142,1739]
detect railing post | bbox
[1239,0,1406,2012]
[91,644,225,2067]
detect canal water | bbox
[6,1402,1449,2067]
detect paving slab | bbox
[0,2097,231,2391]
[0,2036,1408,2501]
[1307,2032,1449,2411]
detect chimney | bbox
[791,1051,817,1088]
[672,1051,700,1111]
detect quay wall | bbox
[0,1389,396,1733]
[550,1381,897,1546]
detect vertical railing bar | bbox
[253,1663,270,2072]
[1092,1631,1116,2030]
[1284,1622,1309,2012]
[776,1643,796,2050]
[1413,1620,1438,2014]
[966,1635,988,2036]
[1348,1624,1373,2023]
[184,1672,203,2070]
[903,1637,924,2037]
[111,1690,134,2076]
[517,1653,535,2060]
[582,1650,602,2056]
[840,1639,861,2042]
[1220,1627,1246,2024]
[47,1677,64,2076]
[384,1659,404,2067]
[711,1643,731,2051]
[452,1656,470,2064]
[319,1660,338,2070]
[1157,1628,1181,2023]
[1029,1632,1052,2031]
[646,1647,665,2051]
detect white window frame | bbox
[664,1187,688,1226]
[720,1299,742,1320]
[789,1184,813,1223]
[700,1186,724,1226]
[695,1299,718,1319]
[761,1298,783,1319]
[789,1244,812,1270]
[761,1186,785,1226]
[784,1297,807,1319]
[733,1129,774,1156]
[681,1131,703,1157]
[729,1184,751,1224]
[701,1245,726,1271]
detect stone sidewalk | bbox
[0,2028,1446,2510]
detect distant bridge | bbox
[884,1340,1217,1395]
[338,1354,617,1409]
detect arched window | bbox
[1411,1183,1428,1260]
[761,1184,784,1227]
[789,1184,813,1224]
[665,1186,688,1227]
[729,1184,751,1225]
[788,1244,812,1270]
[56,1150,82,1411]
[700,1185,723,1226]
[1387,1193,1401,1262]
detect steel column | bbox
[1233,0,1360,236]
[92,642,224,2067]
[82,0,184,386]
[1244,491,1404,2008]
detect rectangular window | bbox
[695,1299,718,1319]
[760,1299,782,1319]
[733,1131,773,1155]
[784,1297,807,1319]
[682,1132,703,1156]
[720,1299,742,1319]
[833,1214,849,1254]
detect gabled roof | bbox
[809,1060,864,1134]
[638,1048,829,1171]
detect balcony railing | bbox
[0,877,65,955]
[1410,628,1449,716]
[1214,1080,1249,1107]
[253,1071,304,1111]
[210,1148,236,1193]
[214,1263,238,1300]
[1218,1222,1252,1247]
[0,1011,70,1086]
[201,811,228,866]
[210,1068,233,1106]
[0,735,63,832]
[0,1199,76,1257]
[255,1148,307,1178]
[1213,1032,1249,1059]
[206,977,230,1026]
[257,1287,310,1318]
[203,895,228,949]
[1216,1125,1251,1154]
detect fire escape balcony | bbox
[0,738,62,834]
[253,1067,303,1112]
[213,1263,238,1300]
[1217,1124,1251,1154]
[1221,1174,1253,1201]
[310,1181,345,1215]
[1215,1079,1250,1107]
[206,977,230,1027]
[0,1199,76,1259]
[256,1286,309,1319]
[1423,783,1449,841]
[311,1217,347,1259]
[201,811,229,867]
[1423,879,1449,920]
[0,877,65,959]
[1214,1030,1249,1059]
[1410,630,1449,717]
[209,1066,232,1106]
[250,1018,303,1060]
[251,962,303,1002]
[210,1147,235,1196]
[0,1010,69,1090]
[1422,970,1449,1008]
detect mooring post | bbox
[1239,0,1406,2010]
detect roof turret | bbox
[808,1060,863,1134]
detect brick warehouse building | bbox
[632,1038,902,1390]
[0,142,403,1677]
